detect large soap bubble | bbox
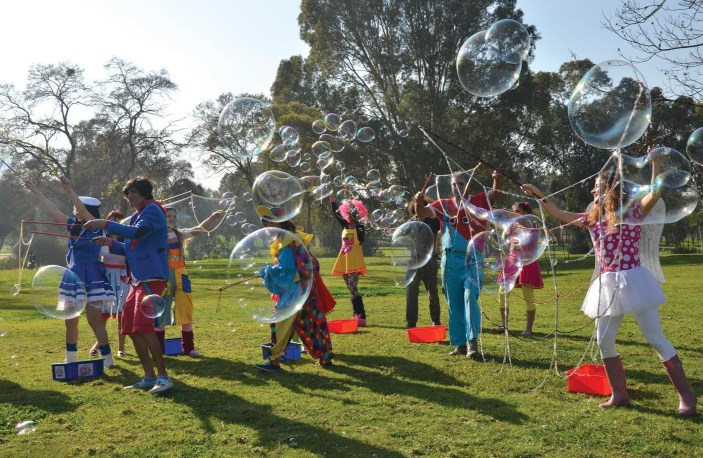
[686,127,703,166]
[218,97,276,159]
[568,60,651,150]
[32,265,87,320]
[227,228,313,323]
[140,294,166,319]
[391,221,436,271]
[500,214,548,265]
[466,230,522,294]
[456,30,522,98]
[485,19,531,64]
[252,170,304,223]
[622,179,699,225]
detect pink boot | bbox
[600,356,630,408]
[663,355,697,417]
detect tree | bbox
[297,0,539,189]
[604,0,703,100]
[0,62,89,178]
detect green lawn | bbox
[0,254,702,457]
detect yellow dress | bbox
[331,227,366,276]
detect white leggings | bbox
[596,308,676,361]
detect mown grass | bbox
[0,254,702,457]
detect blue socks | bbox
[99,344,112,356]
[66,343,78,352]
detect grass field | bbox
[0,254,702,457]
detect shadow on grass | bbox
[331,354,529,424]
[169,383,406,457]
[0,379,77,414]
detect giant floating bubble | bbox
[32,265,87,320]
[218,97,276,159]
[391,221,436,271]
[227,227,313,323]
[686,127,703,166]
[485,19,531,65]
[456,30,522,98]
[252,170,304,223]
[568,60,651,150]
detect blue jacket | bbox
[107,202,168,282]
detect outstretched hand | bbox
[84,219,108,230]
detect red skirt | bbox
[515,261,544,289]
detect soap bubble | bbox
[324,113,342,131]
[32,265,86,320]
[568,60,651,150]
[279,125,299,145]
[312,119,326,134]
[140,294,166,319]
[227,228,313,323]
[252,171,304,223]
[356,127,375,143]
[500,214,548,265]
[242,192,253,202]
[319,134,345,153]
[338,120,358,141]
[269,144,288,162]
[366,169,381,182]
[466,230,522,294]
[685,127,703,166]
[391,221,436,270]
[456,30,522,98]
[218,97,275,159]
[485,19,531,64]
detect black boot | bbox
[351,295,367,326]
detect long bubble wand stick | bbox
[417,125,522,186]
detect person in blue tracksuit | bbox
[86,177,172,394]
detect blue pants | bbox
[441,251,483,345]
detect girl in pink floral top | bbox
[522,170,696,417]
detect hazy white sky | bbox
[0,0,669,116]
[0,1,671,184]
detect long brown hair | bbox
[587,171,622,231]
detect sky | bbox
[0,0,672,184]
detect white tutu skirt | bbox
[581,266,665,318]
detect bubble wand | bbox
[216,274,261,311]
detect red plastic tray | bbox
[407,325,446,343]
[328,319,359,334]
[566,364,614,396]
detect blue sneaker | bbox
[124,377,157,390]
[148,376,173,394]
[255,361,281,372]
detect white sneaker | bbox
[102,354,115,368]
[188,349,203,358]
[148,376,173,394]
[65,351,78,363]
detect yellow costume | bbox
[331,227,366,276]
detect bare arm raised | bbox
[521,184,582,225]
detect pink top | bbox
[578,202,645,273]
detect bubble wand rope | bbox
[23,220,83,226]
[417,125,522,187]
[31,231,93,240]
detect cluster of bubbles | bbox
[614,148,698,224]
[456,19,530,97]
[466,202,549,293]
[227,227,312,323]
